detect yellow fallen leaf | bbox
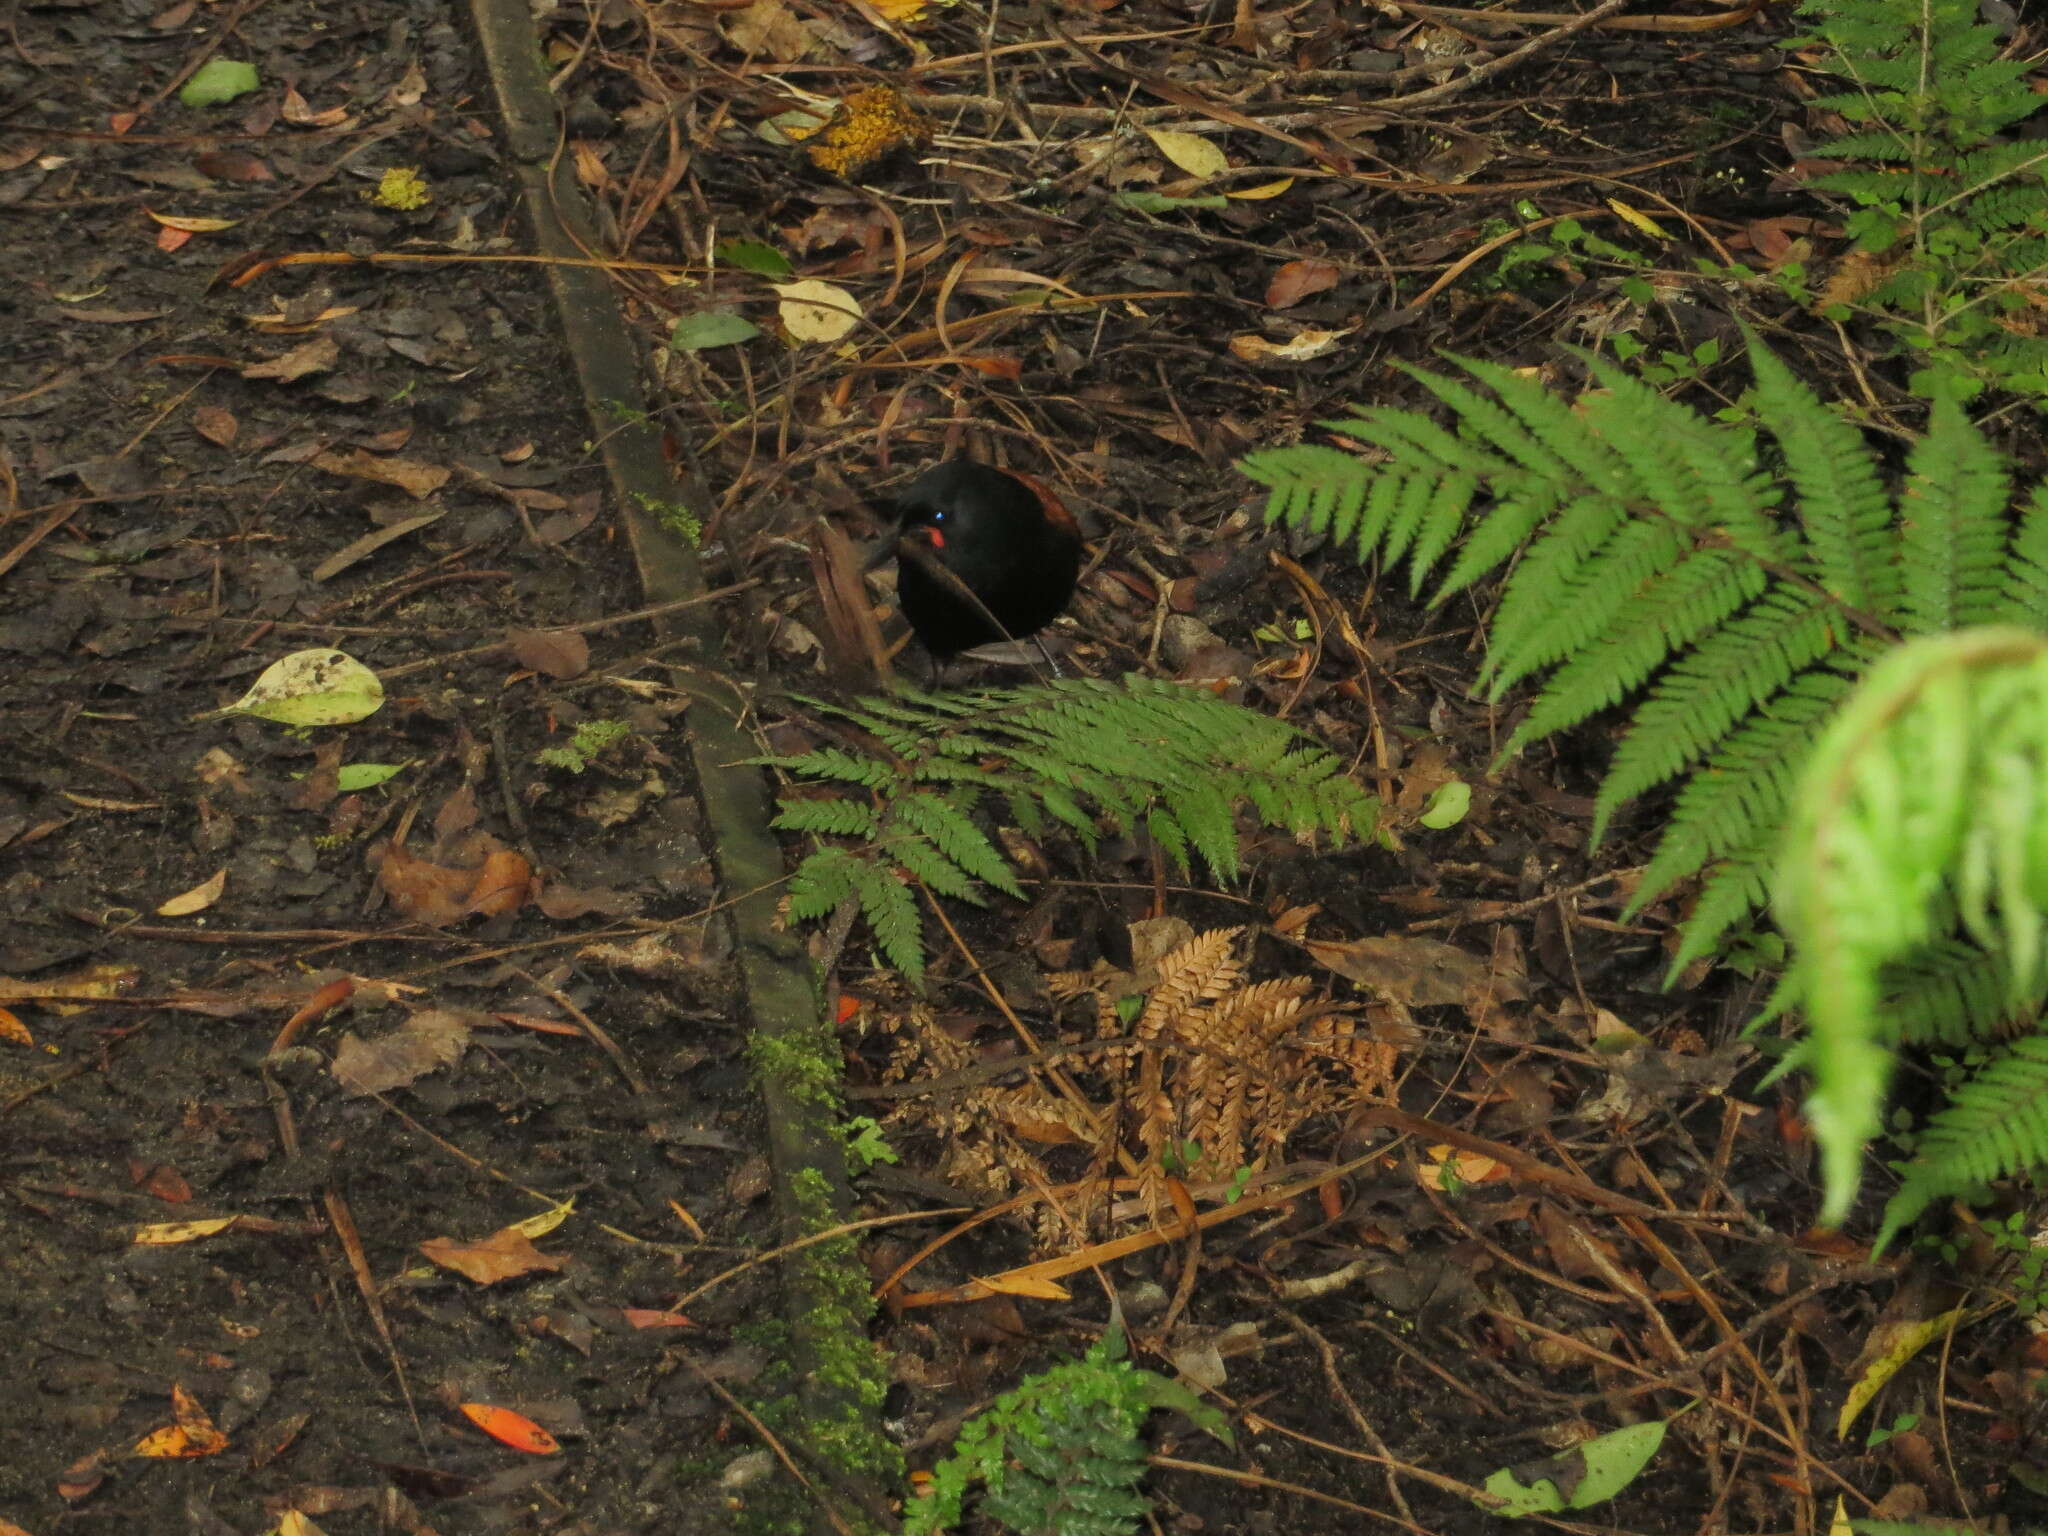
[135,1216,241,1245]
[512,1201,575,1239]
[1228,177,1295,200]
[1837,1305,1965,1437]
[1143,128,1228,181]
[1606,199,1671,242]
[972,1272,1072,1300]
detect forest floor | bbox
[2,0,2043,1532]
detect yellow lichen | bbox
[371,167,431,211]
[803,86,931,178]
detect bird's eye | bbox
[932,511,947,522]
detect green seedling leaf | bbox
[1134,1374,1235,1448]
[181,60,261,108]
[1569,1420,1666,1505]
[670,311,763,352]
[714,239,793,278]
[223,649,384,726]
[1483,1466,1565,1515]
[1419,780,1471,829]
[1479,1419,1667,1514]
[336,762,408,792]
[1115,190,1229,214]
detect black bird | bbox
[882,459,1083,661]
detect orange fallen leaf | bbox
[466,849,532,917]
[1417,1144,1509,1191]
[134,1384,229,1458]
[459,1403,560,1454]
[376,841,476,925]
[622,1308,694,1330]
[421,1225,567,1285]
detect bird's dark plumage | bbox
[890,459,1082,659]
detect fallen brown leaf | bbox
[310,447,451,499]
[1265,258,1341,309]
[421,1226,567,1285]
[508,628,589,679]
[332,1008,473,1096]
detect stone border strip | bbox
[464,4,894,1525]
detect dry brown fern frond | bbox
[1135,925,1245,1042]
[873,927,1403,1251]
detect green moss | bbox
[745,1025,841,1109]
[739,1017,901,1530]
[633,492,703,547]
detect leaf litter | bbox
[0,0,1997,1526]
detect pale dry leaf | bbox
[1228,328,1353,366]
[332,1008,473,1095]
[1301,932,1527,1011]
[157,868,226,917]
[1143,127,1229,181]
[772,279,861,343]
[309,448,451,499]
[192,404,238,445]
[241,335,339,382]
[724,0,816,61]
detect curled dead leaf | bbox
[1228,327,1353,366]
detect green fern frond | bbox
[1998,484,2048,626]
[889,790,1024,900]
[849,852,925,984]
[759,679,1376,984]
[771,747,894,788]
[786,844,859,923]
[1249,333,2048,970]
[1777,629,2048,1232]
[1881,1034,2048,1249]
[904,1328,1229,1536]
[772,797,880,838]
[1898,400,2017,632]
[1793,0,2048,401]
[1747,343,1899,614]
[1247,324,2048,1245]
[1881,940,2027,1047]
[1593,590,1840,825]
